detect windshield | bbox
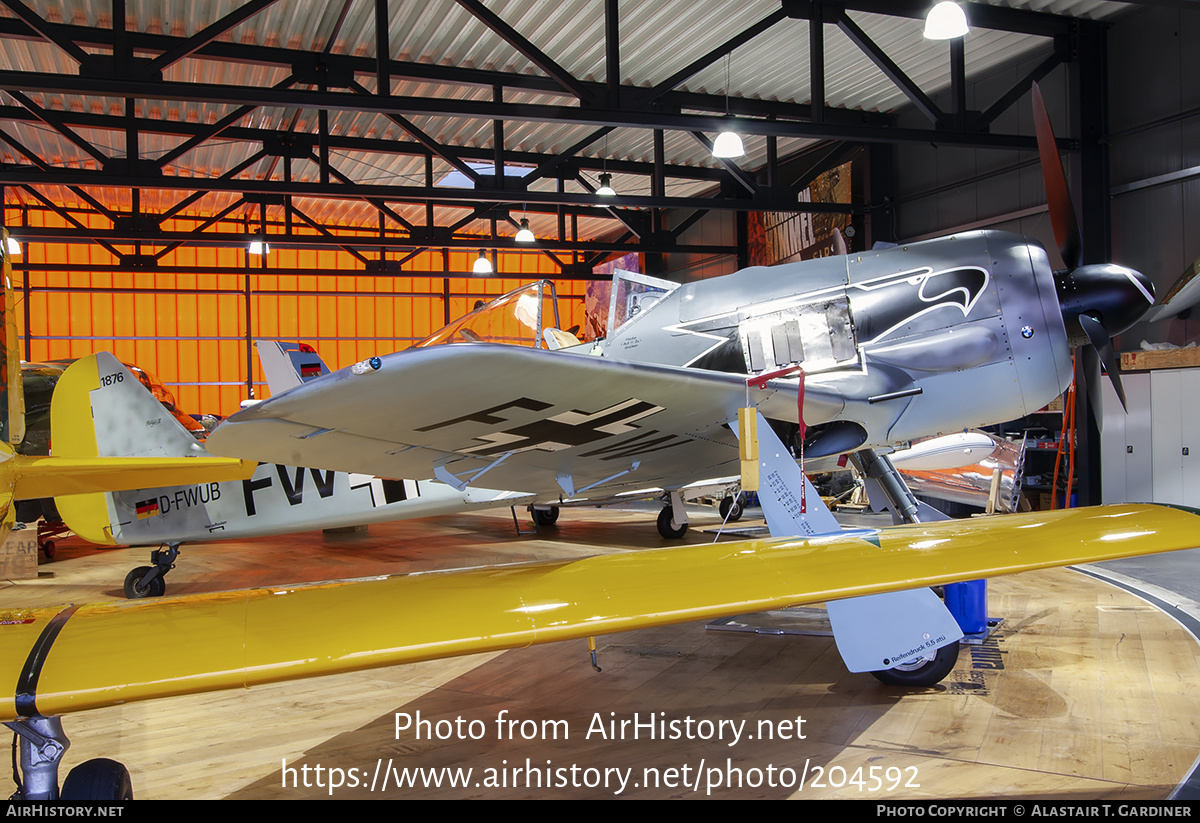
[606,270,679,338]
[412,280,576,350]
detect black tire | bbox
[60,758,134,801]
[532,506,560,526]
[656,506,688,539]
[41,540,55,560]
[719,496,743,522]
[124,566,165,599]
[870,641,960,687]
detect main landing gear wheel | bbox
[719,496,743,522]
[532,506,560,526]
[124,566,165,599]
[60,758,134,801]
[656,506,688,539]
[870,641,960,687]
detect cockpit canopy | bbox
[412,280,580,350]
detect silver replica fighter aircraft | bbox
[206,89,1153,527]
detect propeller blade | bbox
[1032,82,1083,270]
[1079,313,1127,413]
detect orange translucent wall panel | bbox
[12,227,599,416]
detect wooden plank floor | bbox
[1,507,1196,800]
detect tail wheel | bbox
[870,641,960,687]
[124,566,166,599]
[60,758,133,801]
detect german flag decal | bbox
[136,499,160,520]
[300,362,322,378]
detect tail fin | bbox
[52,352,206,460]
[255,341,330,395]
[51,353,253,545]
[0,264,251,542]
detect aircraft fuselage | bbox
[602,231,1073,455]
[57,464,533,546]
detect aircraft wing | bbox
[206,343,804,497]
[2,502,1197,721]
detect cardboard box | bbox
[0,527,38,579]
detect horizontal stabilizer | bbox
[13,454,256,500]
[24,353,255,501]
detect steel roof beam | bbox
[0,17,894,127]
[0,120,127,222]
[0,0,90,65]
[629,8,789,109]
[977,46,1067,129]
[157,73,298,168]
[18,186,121,258]
[347,78,481,183]
[289,202,372,265]
[10,224,733,256]
[0,106,732,182]
[835,11,946,128]
[152,196,251,260]
[5,89,110,165]
[314,153,419,233]
[144,0,283,75]
[454,0,593,103]
[160,151,269,222]
[0,167,862,214]
[0,70,1043,151]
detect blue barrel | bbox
[944,579,988,635]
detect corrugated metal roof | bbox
[0,0,1133,243]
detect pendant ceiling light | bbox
[515,217,535,242]
[472,249,493,274]
[713,53,744,159]
[596,134,616,196]
[712,131,745,159]
[924,1,969,40]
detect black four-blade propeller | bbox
[1032,82,1155,412]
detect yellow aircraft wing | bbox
[2,502,1196,721]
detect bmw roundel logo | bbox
[1021,326,1035,339]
